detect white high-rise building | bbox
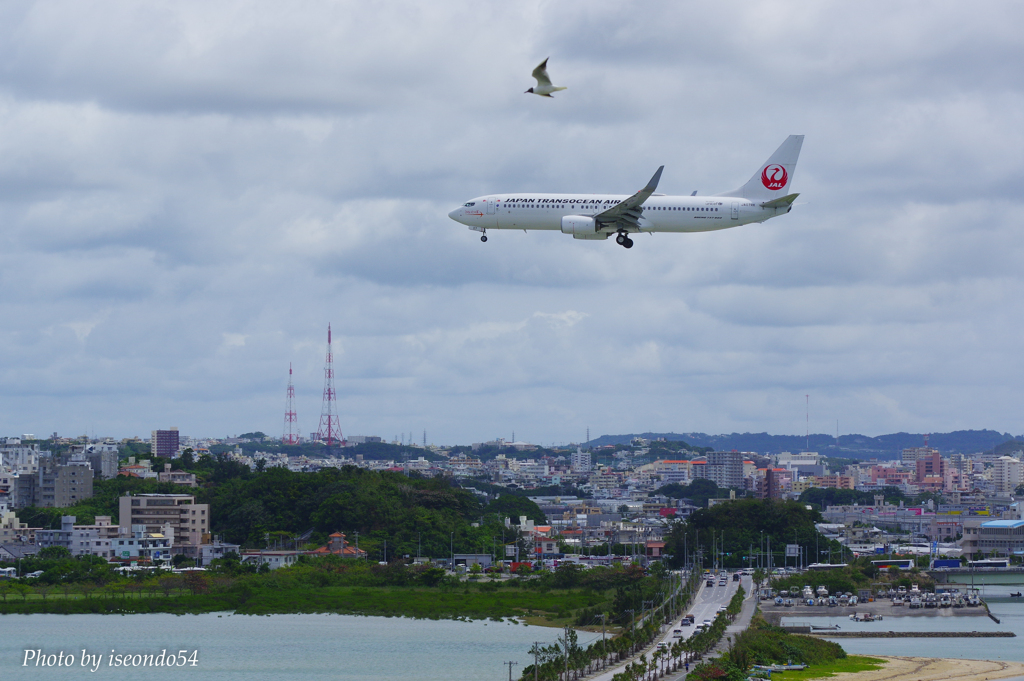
[571,448,592,473]
[993,456,1023,494]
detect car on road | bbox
[673,629,684,638]
[703,619,712,626]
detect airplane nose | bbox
[448,207,463,222]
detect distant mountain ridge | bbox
[586,429,1015,457]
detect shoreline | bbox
[826,655,1024,681]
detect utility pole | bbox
[504,660,518,681]
[533,642,541,681]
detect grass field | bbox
[768,656,887,681]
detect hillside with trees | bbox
[17,454,545,559]
[662,499,825,569]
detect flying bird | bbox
[525,58,566,98]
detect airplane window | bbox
[464,202,475,207]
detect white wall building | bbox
[993,456,1023,494]
[571,449,592,473]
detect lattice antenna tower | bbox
[316,324,344,447]
[805,394,809,451]
[282,362,299,444]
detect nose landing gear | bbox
[616,231,634,249]
[481,235,487,242]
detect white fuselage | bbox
[448,193,784,236]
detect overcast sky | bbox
[1,1,1022,446]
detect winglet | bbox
[643,166,664,194]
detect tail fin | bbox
[717,135,804,201]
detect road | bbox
[583,572,752,681]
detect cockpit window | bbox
[464,202,475,207]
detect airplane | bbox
[447,135,804,248]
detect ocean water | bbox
[0,613,565,680]
[782,600,1024,662]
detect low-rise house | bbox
[240,550,301,570]
[111,527,172,563]
[0,542,38,562]
[157,464,198,487]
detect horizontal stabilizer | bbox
[761,193,799,209]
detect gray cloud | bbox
[0,0,1022,444]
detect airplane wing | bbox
[761,192,799,208]
[594,166,664,232]
[532,59,552,87]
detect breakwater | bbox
[812,631,1015,638]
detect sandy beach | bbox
[830,656,1024,681]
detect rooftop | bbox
[981,519,1024,529]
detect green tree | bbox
[37,546,72,560]
[482,494,546,524]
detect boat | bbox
[810,624,841,631]
[1011,592,1022,598]
[850,612,883,622]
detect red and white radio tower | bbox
[316,324,344,446]
[282,363,299,445]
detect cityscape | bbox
[4,426,1024,569]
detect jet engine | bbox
[560,215,597,236]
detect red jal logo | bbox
[761,164,788,190]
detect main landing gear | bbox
[615,232,634,249]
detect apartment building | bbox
[37,515,121,559]
[993,456,1023,494]
[118,494,209,546]
[151,428,180,459]
[36,454,93,508]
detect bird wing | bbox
[532,58,552,87]
[594,166,664,232]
